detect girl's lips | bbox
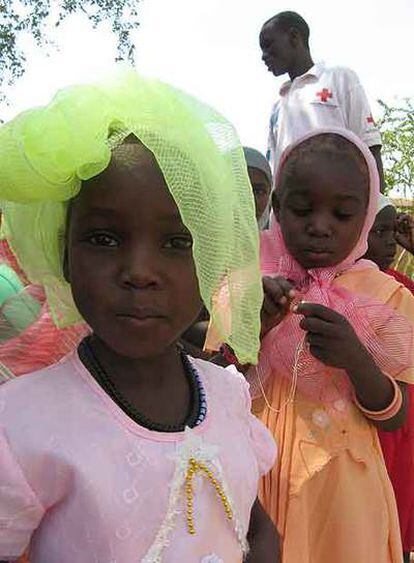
[115,313,166,330]
[304,249,332,257]
[117,307,165,320]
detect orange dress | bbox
[256,268,414,563]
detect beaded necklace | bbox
[78,336,207,432]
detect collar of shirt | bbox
[279,61,325,96]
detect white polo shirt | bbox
[267,61,382,173]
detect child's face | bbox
[247,167,271,222]
[365,206,397,271]
[276,152,369,269]
[65,143,203,359]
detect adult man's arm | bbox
[343,68,385,192]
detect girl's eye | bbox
[291,207,311,217]
[164,236,193,250]
[335,212,354,221]
[373,227,395,237]
[88,233,119,247]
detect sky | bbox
[1,0,413,153]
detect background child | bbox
[365,196,414,292]
[255,128,414,562]
[183,147,273,360]
[243,147,272,230]
[365,195,414,562]
[0,70,278,562]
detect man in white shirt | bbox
[260,11,385,191]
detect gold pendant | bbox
[185,457,233,535]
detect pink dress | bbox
[0,353,276,563]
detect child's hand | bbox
[261,276,295,337]
[296,302,365,370]
[396,212,414,255]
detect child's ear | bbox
[272,190,281,222]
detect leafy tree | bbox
[378,98,414,198]
[0,0,140,95]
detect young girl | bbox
[0,70,278,562]
[254,128,414,562]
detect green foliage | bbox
[378,98,414,198]
[0,0,140,94]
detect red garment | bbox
[378,268,414,552]
[387,268,414,295]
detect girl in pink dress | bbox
[0,71,277,563]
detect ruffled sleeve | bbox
[247,406,278,476]
[0,428,44,559]
[226,364,277,476]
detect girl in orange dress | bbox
[254,128,414,562]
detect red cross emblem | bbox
[367,115,375,125]
[316,88,333,102]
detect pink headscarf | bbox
[257,128,413,410]
[262,128,379,279]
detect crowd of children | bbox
[0,63,412,563]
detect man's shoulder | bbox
[321,63,361,83]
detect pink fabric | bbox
[0,239,28,284]
[0,303,87,376]
[0,239,87,378]
[258,128,414,407]
[0,353,276,562]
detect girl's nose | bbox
[306,215,332,237]
[119,245,161,290]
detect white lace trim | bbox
[140,427,248,562]
[200,555,224,563]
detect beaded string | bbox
[254,335,305,414]
[185,458,233,535]
[78,337,207,432]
